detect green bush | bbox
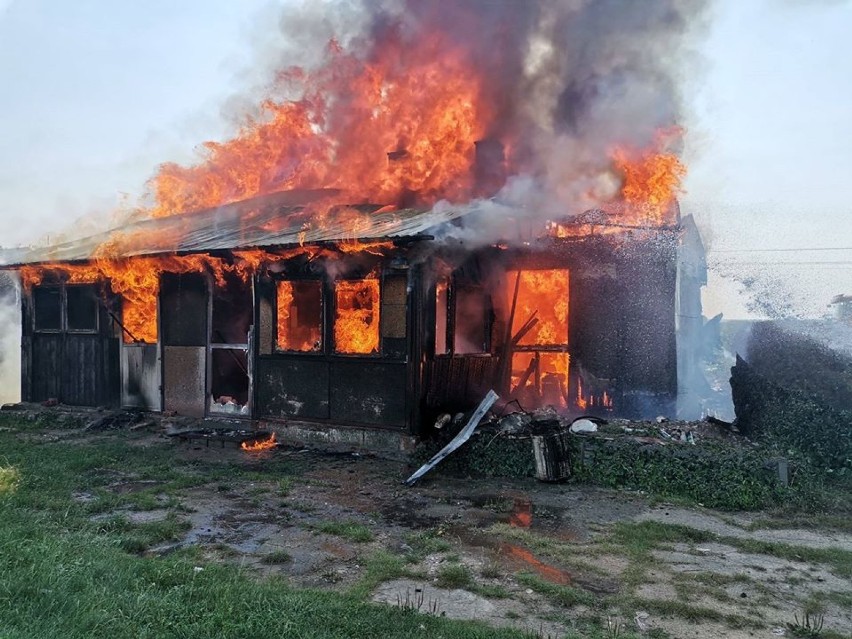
[412,431,536,479]
[412,429,782,510]
[730,355,852,476]
[570,438,777,510]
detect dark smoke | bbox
[270,0,708,224]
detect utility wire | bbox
[712,247,852,253]
[709,261,852,266]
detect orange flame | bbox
[334,278,380,354]
[276,280,322,352]
[145,34,491,218]
[506,270,570,409]
[241,433,277,452]
[20,253,269,343]
[612,129,686,226]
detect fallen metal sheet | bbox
[404,390,499,487]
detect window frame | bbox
[32,282,100,335]
[64,284,100,334]
[332,276,382,357]
[274,277,326,355]
[32,285,63,333]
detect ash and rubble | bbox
[426,404,744,461]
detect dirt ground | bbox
[75,431,852,638]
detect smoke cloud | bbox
[268,0,709,221]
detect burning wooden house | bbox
[1,145,704,437]
[0,0,713,437]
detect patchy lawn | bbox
[1,414,851,638]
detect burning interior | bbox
[0,0,710,436]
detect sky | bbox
[0,0,850,319]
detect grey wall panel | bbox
[121,344,162,410]
[163,346,206,417]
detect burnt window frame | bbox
[332,276,383,358]
[65,284,100,334]
[274,276,326,355]
[32,282,100,335]
[210,270,254,348]
[433,275,451,356]
[436,272,493,356]
[32,285,63,333]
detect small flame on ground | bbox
[241,433,277,452]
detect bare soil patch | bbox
[74,430,852,637]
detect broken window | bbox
[33,286,61,331]
[510,352,570,408]
[453,284,489,354]
[210,348,249,414]
[66,285,98,332]
[435,277,449,354]
[121,296,157,344]
[334,279,380,354]
[212,271,252,345]
[276,280,323,352]
[505,270,571,409]
[160,273,207,347]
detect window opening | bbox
[212,271,253,345]
[453,284,488,354]
[435,277,449,354]
[33,286,61,331]
[505,269,570,409]
[66,285,99,332]
[209,349,249,415]
[276,280,323,352]
[334,279,380,354]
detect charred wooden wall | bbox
[425,355,498,411]
[21,283,120,407]
[613,241,678,416]
[253,259,418,431]
[421,233,679,419]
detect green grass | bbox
[610,521,715,555]
[515,572,596,608]
[0,422,532,639]
[469,583,510,599]
[436,564,473,589]
[480,562,502,579]
[486,523,606,576]
[403,529,453,559]
[721,537,852,579]
[277,477,293,497]
[626,596,756,628]
[746,514,852,534]
[261,550,292,564]
[93,513,192,554]
[315,520,375,543]
[348,550,421,600]
[0,464,20,494]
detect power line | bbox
[710,261,852,266]
[712,247,852,253]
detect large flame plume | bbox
[21,0,705,352]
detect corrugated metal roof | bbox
[0,189,470,266]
